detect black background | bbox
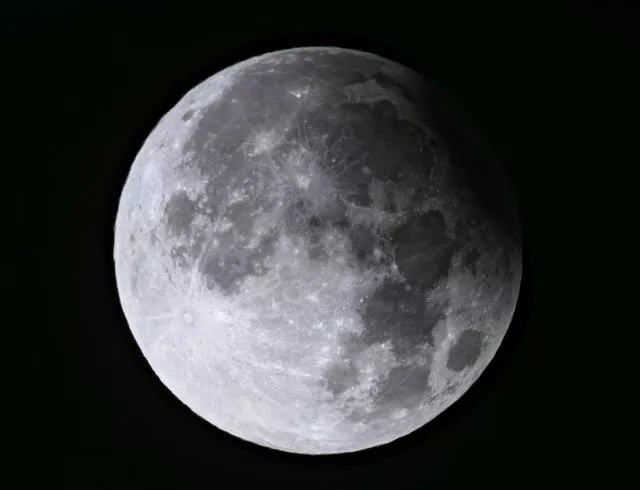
[52,7,632,489]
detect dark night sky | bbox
[49,7,632,489]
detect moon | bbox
[114,47,522,455]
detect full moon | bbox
[114,47,522,454]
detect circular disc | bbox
[114,47,522,454]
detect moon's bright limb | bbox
[114,47,522,454]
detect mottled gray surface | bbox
[114,47,522,454]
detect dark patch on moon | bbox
[314,200,462,425]
[357,278,445,357]
[179,50,438,259]
[283,199,321,236]
[319,329,432,425]
[224,200,255,236]
[148,229,158,247]
[184,111,250,180]
[165,228,209,271]
[345,225,378,264]
[323,362,359,396]
[164,191,197,236]
[169,245,191,269]
[374,362,431,409]
[446,330,484,372]
[434,381,461,400]
[344,70,420,108]
[369,99,399,122]
[392,209,460,288]
[396,209,448,246]
[462,247,482,274]
[419,209,448,236]
[199,232,278,295]
[130,269,138,294]
[282,197,352,261]
[316,203,464,425]
[181,109,195,122]
[332,102,430,184]
[372,71,417,104]
[319,334,364,390]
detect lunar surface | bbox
[114,47,522,454]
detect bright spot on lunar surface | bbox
[114,47,522,455]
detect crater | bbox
[182,310,195,325]
[446,329,484,372]
[181,109,195,122]
[169,244,191,269]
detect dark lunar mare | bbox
[320,208,463,423]
[446,330,485,372]
[164,191,197,236]
[169,51,438,297]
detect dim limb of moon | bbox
[114,47,522,454]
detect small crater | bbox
[446,330,484,372]
[169,245,191,269]
[181,109,195,122]
[183,311,195,325]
